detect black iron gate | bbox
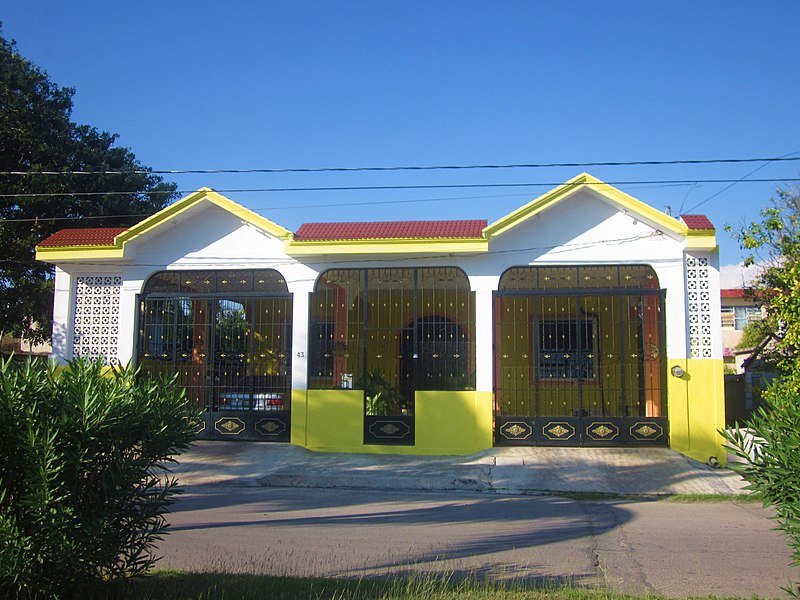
[137,270,292,442]
[494,265,668,447]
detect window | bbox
[734,306,762,330]
[538,318,597,379]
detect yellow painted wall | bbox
[304,389,364,451]
[301,389,493,455]
[416,391,493,454]
[667,357,727,465]
[290,388,307,446]
[495,295,653,418]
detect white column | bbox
[50,266,72,363]
[118,279,142,366]
[470,275,500,392]
[290,285,312,390]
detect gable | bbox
[36,188,292,261]
[483,173,714,249]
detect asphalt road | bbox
[156,485,797,598]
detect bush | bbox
[0,357,197,598]
[724,373,800,591]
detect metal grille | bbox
[309,267,475,445]
[137,270,292,441]
[495,265,667,446]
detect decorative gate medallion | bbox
[542,421,576,441]
[214,417,245,435]
[586,422,619,441]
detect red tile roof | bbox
[37,227,127,248]
[721,288,747,298]
[294,220,488,241]
[680,214,714,230]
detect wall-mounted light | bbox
[670,365,685,378]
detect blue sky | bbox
[4,2,799,282]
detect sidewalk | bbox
[170,442,749,496]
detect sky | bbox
[4,2,799,286]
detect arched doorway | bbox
[494,265,667,446]
[137,269,292,441]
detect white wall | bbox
[49,188,711,372]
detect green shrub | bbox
[724,372,800,591]
[0,357,197,598]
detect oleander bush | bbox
[0,357,197,599]
[724,373,800,589]
[725,186,800,595]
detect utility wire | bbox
[684,149,800,214]
[1,177,799,200]
[3,155,800,176]
[15,232,659,269]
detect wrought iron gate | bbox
[137,270,292,442]
[494,266,668,447]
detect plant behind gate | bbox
[0,357,196,598]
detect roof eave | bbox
[286,237,488,255]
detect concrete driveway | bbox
[169,442,748,496]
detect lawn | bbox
[100,571,750,600]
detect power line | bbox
[3,155,800,177]
[0,191,539,223]
[684,149,800,214]
[2,177,799,200]
[17,232,659,270]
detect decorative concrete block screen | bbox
[686,256,712,358]
[72,275,121,365]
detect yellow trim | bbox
[35,188,293,262]
[35,246,124,260]
[484,172,692,240]
[286,237,488,255]
[35,177,715,261]
[685,233,718,250]
[117,188,292,245]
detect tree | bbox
[0,25,177,344]
[724,185,800,593]
[734,318,774,352]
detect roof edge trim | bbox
[483,172,690,239]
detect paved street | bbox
[157,485,798,598]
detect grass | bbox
[97,571,749,600]
[547,491,763,503]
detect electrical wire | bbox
[3,155,800,176]
[16,232,662,272]
[1,177,799,200]
[684,149,800,214]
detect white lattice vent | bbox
[685,256,712,358]
[72,275,122,365]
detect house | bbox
[720,288,764,373]
[35,173,725,464]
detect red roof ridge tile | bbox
[679,214,715,230]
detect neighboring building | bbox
[720,288,764,372]
[0,333,51,357]
[35,173,726,464]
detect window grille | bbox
[309,267,476,414]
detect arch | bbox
[142,268,289,295]
[137,268,292,441]
[494,264,667,447]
